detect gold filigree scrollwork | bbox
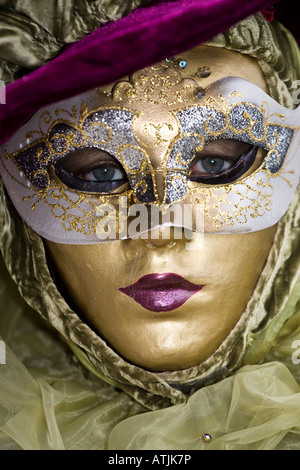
[190,167,274,229]
[111,63,201,107]
[23,181,133,237]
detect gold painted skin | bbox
[45,46,277,371]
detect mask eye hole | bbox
[189,139,261,185]
[53,148,128,193]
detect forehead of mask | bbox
[1,46,299,244]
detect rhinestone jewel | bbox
[165,57,187,69]
[178,59,187,69]
[194,87,206,99]
[197,66,211,78]
[165,58,174,66]
[202,433,212,443]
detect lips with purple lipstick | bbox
[119,273,205,312]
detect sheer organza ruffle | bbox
[109,361,300,450]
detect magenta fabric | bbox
[0,0,279,145]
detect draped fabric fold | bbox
[1,250,300,450]
[108,362,300,451]
[0,0,150,83]
[0,256,146,450]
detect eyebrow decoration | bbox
[175,100,294,175]
[9,107,148,190]
[164,56,211,100]
[4,74,297,210]
[0,74,299,243]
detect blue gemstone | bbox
[179,60,187,69]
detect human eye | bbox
[53,148,128,193]
[191,156,232,174]
[189,139,262,185]
[77,165,124,182]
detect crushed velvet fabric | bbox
[0,256,147,450]
[0,0,151,83]
[206,15,300,108]
[0,0,277,84]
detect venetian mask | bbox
[0,46,299,370]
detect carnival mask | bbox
[0,46,298,371]
[0,50,299,244]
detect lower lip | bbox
[119,273,205,312]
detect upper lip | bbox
[119,273,205,312]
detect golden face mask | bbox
[1,58,299,244]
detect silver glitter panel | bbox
[14,142,50,188]
[14,108,149,189]
[264,125,294,173]
[165,173,187,204]
[167,135,203,169]
[11,101,295,204]
[228,104,265,140]
[129,174,156,203]
[177,107,227,135]
[175,104,294,174]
